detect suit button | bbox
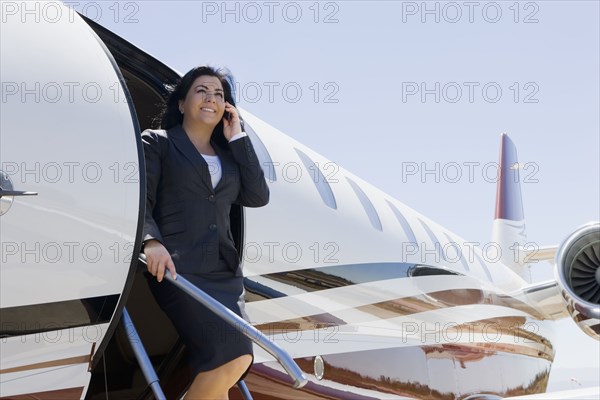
[208,194,215,202]
[209,223,217,231]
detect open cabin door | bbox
[0,2,143,398]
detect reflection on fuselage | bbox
[246,346,550,399]
[241,262,553,399]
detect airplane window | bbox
[294,148,337,209]
[475,252,494,282]
[244,122,277,181]
[443,232,470,272]
[346,177,383,231]
[417,219,447,262]
[385,200,417,243]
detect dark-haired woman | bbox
[141,66,269,399]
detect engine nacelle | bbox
[555,222,600,340]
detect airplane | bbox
[1,1,598,399]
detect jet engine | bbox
[555,222,600,340]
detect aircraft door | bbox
[0,2,142,398]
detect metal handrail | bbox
[138,254,308,389]
[121,308,167,400]
[122,309,254,400]
[237,381,253,399]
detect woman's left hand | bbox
[222,102,242,141]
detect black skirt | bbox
[146,260,253,379]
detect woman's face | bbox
[179,75,226,128]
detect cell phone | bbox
[223,111,231,121]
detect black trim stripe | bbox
[244,262,548,325]
[244,262,459,301]
[254,289,548,336]
[0,295,119,338]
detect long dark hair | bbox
[157,66,237,149]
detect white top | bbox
[200,131,248,189]
[200,153,222,188]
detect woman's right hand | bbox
[143,239,177,282]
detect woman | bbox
[141,66,269,399]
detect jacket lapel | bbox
[168,124,214,191]
[211,140,236,192]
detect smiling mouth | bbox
[200,107,216,113]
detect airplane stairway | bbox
[106,255,308,399]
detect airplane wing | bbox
[510,280,569,320]
[509,223,600,341]
[523,245,559,265]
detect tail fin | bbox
[491,134,531,281]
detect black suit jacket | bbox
[142,124,269,275]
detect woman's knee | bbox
[224,354,252,377]
[190,354,252,387]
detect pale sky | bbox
[68,0,599,390]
